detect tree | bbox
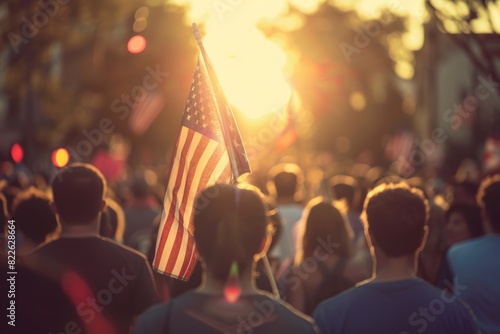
[261,3,410,165]
[1,0,196,166]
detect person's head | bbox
[297,197,352,265]
[51,163,107,225]
[477,174,500,234]
[193,183,270,282]
[445,202,483,246]
[329,175,359,210]
[453,180,479,204]
[11,188,59,247]
[362,182,429,258]
[267,163,304,202]
[130,177,149,199]
[99,198,125,242]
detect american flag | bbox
[153,52,250,280]
[129,90,164,136]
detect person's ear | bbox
[364,226,375,250]
[100,200,107,213]
[255,234,271,260]
[417,225,430,253]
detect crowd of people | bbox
[1,159,499,333]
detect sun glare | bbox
[174,0,293,118]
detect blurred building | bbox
[415,21,500,177]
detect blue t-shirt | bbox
[447,234,500,334]
[313,278,479,334]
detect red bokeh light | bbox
[10,143,23,164]
[127,35,146,54]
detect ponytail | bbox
[193,184,268,290]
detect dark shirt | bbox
[1,255,82,334]
[133,291,319,334]
[24,236,159,334]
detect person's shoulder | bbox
[314,282,361,313]
[443,296,481,332]
[448,236,486,258]
[92,236,150,261]
[257,291,318,333]
[132,302,170,334]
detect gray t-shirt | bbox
[133,291,318,334]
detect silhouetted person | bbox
[444,201,484,247]
[329,175,362,241]
[267,163,305,267]
[11,188,59,256]
[24,163,159,334]
[314,182,479,334]
[446,174,500,334]
[99,197,125,242]
[133,184,318,333]
[417,204,447,285]
[124,177,161,254]
[284,198,367,315]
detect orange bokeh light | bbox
[52,148,70,168]
[127,35,146,54]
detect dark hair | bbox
[11,189,59,244]
[99,198,125,241]
[446,202,484,238]
[329,175,359,208]
[193,184,268,282]
[130,178,149,199]
[477,174,500,233]
[51,163,106,225]
[268,163,303,200]
[362,182,429,257]
[297,197,352,265]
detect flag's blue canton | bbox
[182,57,249,175]
[181,60,221,142]
[219,94,249,172]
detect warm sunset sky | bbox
[168,0,497,118]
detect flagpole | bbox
[192,23,246,181]
[192,23,279,299]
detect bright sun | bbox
[174,0,293,119]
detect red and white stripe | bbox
[153,126,231,279]
[129,91,164,136]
